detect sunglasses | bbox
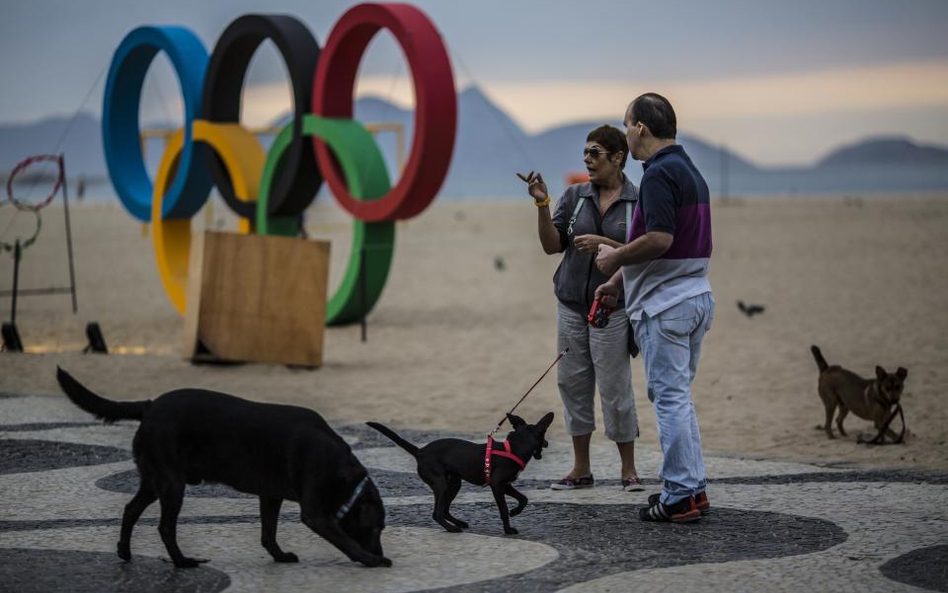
[583,147,611,159]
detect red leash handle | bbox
[587,296,612,328]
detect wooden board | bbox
[183,231,330,367]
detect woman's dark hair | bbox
[586,125,628,168]
[628,93,677,139]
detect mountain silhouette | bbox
[0,113,103,181]
[817,136,948,168]
[2,89,948,197]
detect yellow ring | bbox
[152,122,265,314]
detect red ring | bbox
[6,155,64,210]
[311,3,457,222]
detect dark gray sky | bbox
[2,0,947,164]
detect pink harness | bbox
[484,436,526,482]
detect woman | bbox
[517,125,643,492]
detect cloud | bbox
[238,82,294,128]
[197,57,948,128]
[156,58,948,166]
[481,59,948,132]
[478,58,948,165]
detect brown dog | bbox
[810,345,907,442]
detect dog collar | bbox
[870,382,894,408]
[335,475,370,520]
[484,436,527,483]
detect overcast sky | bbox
[2,0,947,166]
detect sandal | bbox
[550,474,594,490]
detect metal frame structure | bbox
[1,154,79,316]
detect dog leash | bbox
[487,347,569,438]
[866,403,906,445]
[483,348,568,483]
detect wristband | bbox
[534,195,551,208]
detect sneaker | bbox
[550,474,594,490]
[649,491,711,514]
[621,476,645,492]
[639,495,701,523]
[695,491,711,515]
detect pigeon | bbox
[737,300,765,317]
[494,256,506,272]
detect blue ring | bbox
[101,26,213,222]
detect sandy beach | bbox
[2,194,947,472]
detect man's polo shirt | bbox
[621,144,712,320]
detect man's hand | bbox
[594,279,620,310]
[596,244,622,276]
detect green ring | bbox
[256,115,395,325]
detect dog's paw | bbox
[510,506,525,517]
[360,554,392,568]
[117,542,131,562]
[443,524,462,533]
[172,557,209,569]
[452,519,469,529]
[274,552,299,563]
[504,526,519,535]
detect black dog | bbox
[56,367,389,569]
[367,412,554,535]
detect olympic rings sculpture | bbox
[102,3,457,324]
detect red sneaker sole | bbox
[671,509,702,523]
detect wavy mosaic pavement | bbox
[1,392,946,592]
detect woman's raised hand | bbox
[516,171,548,202]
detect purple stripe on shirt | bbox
[629,203,712,260]
[629,203,646,241]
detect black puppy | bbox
[56,367,390,569]
[367,412,554,535]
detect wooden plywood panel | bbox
[183,231,330,367]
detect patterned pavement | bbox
[1,391,946,592]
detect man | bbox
[595,93,713,523]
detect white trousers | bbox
[556,302,639,442]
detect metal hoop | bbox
[0,201,42,253]
[5,154,63,211]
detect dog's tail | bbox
[810,345,829,372]
[366,422,419,457]
[56,367,150,424]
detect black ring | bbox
[201,14,322,219]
